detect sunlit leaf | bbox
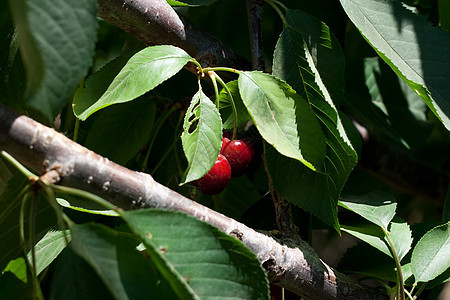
[181,89,222,184]
[411,222,450,283]
[239,71,325,171]
[340,0,450,130]
[75,45,192,120]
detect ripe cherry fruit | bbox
[220,137,255,177]
[193,154,231,195]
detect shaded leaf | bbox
[341,223,390,257]
[284,9,345,105]
[339,0,450,130]
[50,247,114,300]
[70,223,180,299]
[123,209,270,300]
[339,191,397,229]
[268,11,357,231]
[218,80,251,130]
[10,0,98,120]
[362,57,432,149]
[181,89,222,184]
[411,222,450,283]
[239,71,325,171]
[75,45,192,120]
[0,12,27,113]
[84,97,156,165]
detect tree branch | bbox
[0,104,385,299]
[97,0,251,70]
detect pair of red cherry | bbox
[194,135,255,195]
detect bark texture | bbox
[0,103,386,299]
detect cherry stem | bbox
[214,73,238,140]
[383,227,405,300]
[264,0,287,25]
[202,67,242,75]
[208,71,221,109]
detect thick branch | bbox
[0,104,385,299]
[97,0,250,70]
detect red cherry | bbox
[193,154,231,195]
[220,138,255,177]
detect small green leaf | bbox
[10,0,98,120]
[339,0,450,130]
[218,80,251,130]
[70,223,179,299]
[238,71,325,171]
[388,218,413,261]
[339,191,397,229]
[181,89,222,184]
[411,222,450,283]
[29,229,70,277]
[75,45,192,120]
[56,198,119,217]
[84,97,156,165]
[123,209,270,300]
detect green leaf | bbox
[362,57,432,149]
[388,218,413,262]
[341,224,391,257]
[50,247,114,300]
[268,11,357,231]
[283,9,345,105]
[411,222,450,283]
[70,223,179,299]
[444,186,450,223]
[339,0,450,131]
[342,217,412,261]
[10,0,98,120]
[84,97,156,165]
[440,0,450,31]
[181,89,222,184]
[218,80,251,130]
[0,12,27,113]
[72,51,136,120]
[0,175,56,272]
[0,268,31,299]
[166,0,218,7]
[339,243,397,282]
[238,71,326,171]
[75,45,192,120]
[7,0,43,98]
[339,191,397,229]
[123,209,270,300]
[29,229,70,276]
[56,197,119,217]
[3,229,69,283]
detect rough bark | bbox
[0,104,386,299]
